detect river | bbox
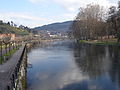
[27,41,120,90]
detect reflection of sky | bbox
[27,43,120,90]
[27,45,90,90]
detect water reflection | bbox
[74,44,107,78]
[27,42,120,90]
[108,46,120,90]
[71,43,120,90]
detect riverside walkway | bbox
[0,44,27,90]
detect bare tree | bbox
[3,36,11,54]
[72,4,106,41]
[107,3,120,42]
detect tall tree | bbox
[107,4,120,42]
[72,4,106,40]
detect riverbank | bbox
[79,39,120,45]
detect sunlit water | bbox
[27,41,120,90]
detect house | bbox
[0,34,16,40]
[48,32,58,38]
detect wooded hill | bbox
[34,21,73,32]
[0,21,29,35]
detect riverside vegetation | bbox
[71,1,120,44]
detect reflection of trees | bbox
[73,43,106,78]
[108,46,120,89]
[73,43,120,89]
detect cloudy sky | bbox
[0,0,118,28]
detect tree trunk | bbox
[9,43,10,53]
[117,38,120,42]
[5,44,7,54]
[107,34,109,39]
[0,42,2,62]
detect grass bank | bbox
[79,39,120,45]
[0,48,17,64]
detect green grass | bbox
[0,56,3,64]
[0,48,18,64]
[93,41,120,45]
[79,40,87,43]
[79,40,120,45]
[4,48,17,57]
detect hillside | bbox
[0,23,29,35]
[34,21,73,32]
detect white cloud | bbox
[29,0,46,3]
[62,13,77,20]
[0,12,53,28]
[54,0,115,12]
[28,0,116,12]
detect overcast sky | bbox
[0,0,118,28]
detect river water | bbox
[27,41,120,90]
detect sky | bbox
[0,0,118,28]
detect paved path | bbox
[0,45,25,90]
